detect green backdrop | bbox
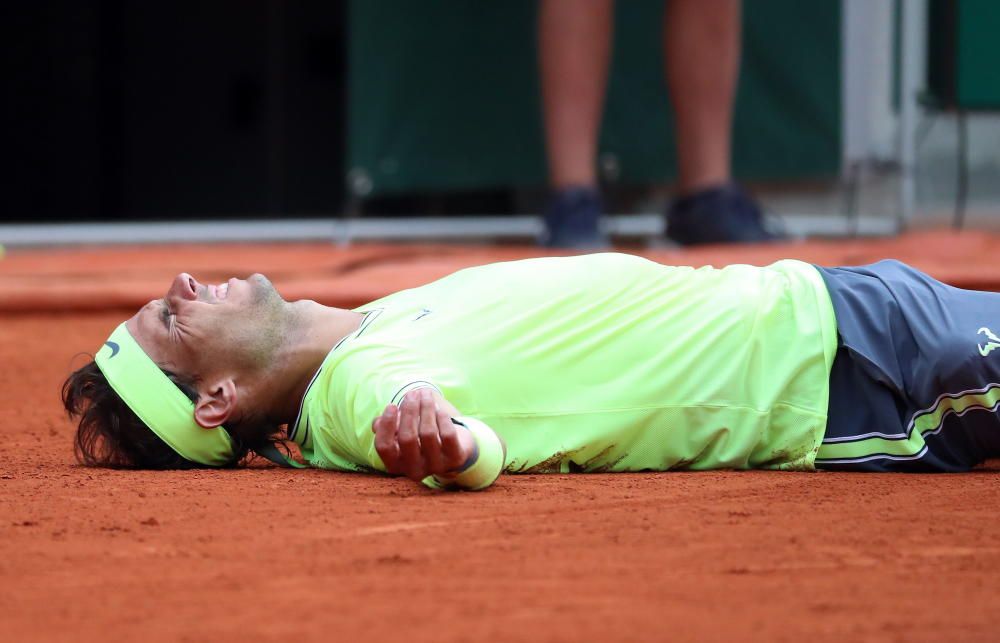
[957,0,1000,108]
[348,0,841,196]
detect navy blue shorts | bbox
[815,260,1000,472]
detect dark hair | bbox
[62,359,286,469]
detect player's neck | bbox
[264,301,363,423]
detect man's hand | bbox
[372,388,476,482]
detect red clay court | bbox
[2,232,999,641]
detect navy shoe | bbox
[541,186,609,249]
[666,184,784,246]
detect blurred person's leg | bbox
[665,0,739,194]
[538,0,613,248]
[663,0,781,245]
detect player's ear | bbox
[193,379,237,428]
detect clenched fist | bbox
[372,388,476,482]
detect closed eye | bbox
[159,300,172,329]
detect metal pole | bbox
[898,0,926,230]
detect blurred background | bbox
[2,0,999,246]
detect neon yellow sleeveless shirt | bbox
[288,253,838,477]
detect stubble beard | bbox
[218,275,289,372]
[246,276,288,368]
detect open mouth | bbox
[207,281,230,301]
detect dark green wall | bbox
[958,0,1000,108]
[348,0,841,196]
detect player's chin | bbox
[247,273,284,302]
[247,273,271,287]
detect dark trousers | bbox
[815,261,1000,472]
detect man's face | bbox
[126,273,286,380]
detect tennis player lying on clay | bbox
[63,253,1000,490]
